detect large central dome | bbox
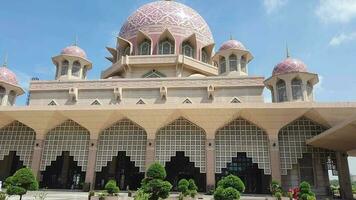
[119,0,214,46]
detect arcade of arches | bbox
[0,117,349,195]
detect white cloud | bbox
[316,0,356,23]
[329,32,356,46]
[263,0,288,14]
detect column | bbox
[206,138,215,191]
[268,131,282,183]
[85,139,98,190]
[285,78,293,101]
[336,152,353,200]
[145,139,155,171]
[1,90,9,106]
[302,79,308,101]
[30,139,44,180]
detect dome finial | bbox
[230,34,233,40]
[286,43,290,58]
[74,35,78,46]
[3,53,8,67]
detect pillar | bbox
[285,78,293,101]
[268,131,282,183]
[30,139,44,180]
[302,79,308,101]
[85,139,98,190]
[336,152,353,200]
[1,90,9,106]
[145,139,155,171]
[206,138,215,191]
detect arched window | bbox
[159,39,174,55]
[139,40,151,55]
[72,61,81,77]
[220,57,226,74]
[229,54,238,71]
[7,91,16,106]
[0,86,5,104]
[182,42,194,58]
[241,56,247,73]
[82,66,87,79]
[123,46,131,56]
[291,78,303,101]
[202,50,208,63]
[61,60,69,76]
[307,82,313,100]
[276,79,287,102]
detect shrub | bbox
[178,179,189,196]
[0,192,7,200]
[217,175,245,193]
[5,167,39,200]
[146,162,166,180]
[214,175,245,200]
[298,181,315,200]
[270,180,282,195]
[104,180,120,195]
[134,189,150,200]
[222,187,240,200]
[88,191,95,200]
[188,179,198,198]
[274,192,282,200]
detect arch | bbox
[241,56,247,73]
[91,99,101,105]
[278,117,336,176]
[136,98,146,105]
[276,79,287,102]
[40,120,90,171]
[118,37,133,57]
[201,49,209,63]
[48,100,58,106]
[7,90,16,106]
[0,121,36,167]
[230,97,241,103]
[291,77,303,101]
[0,86,5,104]
[182,98,192,104]
[182,34,197,58]
[219,57,226,74]
[229,54,238,72]
[156,117,206,173]
[72,61,81,77]
[95,118,147,173]
[61,60,69,76]
[142,70,166,78]
[137,30,152,55]
[201,44,214,64]
[158,29,175,55]
[215,118,271,175]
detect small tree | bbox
[270,180,283,200]
[5,167,39,200]
[214,175,245,200]
[140,162,172,200]
[188,179,198,198]
[299,181,315,200]
[104,180,120,195]
[178,179,198,199]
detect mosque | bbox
[0,0,355,199]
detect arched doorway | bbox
[0,121,35,180]
[95,151,144,190]
[156,117,206,191]
[95,119,147,190]
[40,120,89,189]
[215,118,271,194]
[41,151,85,189]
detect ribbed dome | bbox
[273,57,308,76]
[0,67,18,85]
[61,45,87,59]
[119,0,214,46]
[219,40,247,51]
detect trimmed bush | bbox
[299,181,315,200]
[146,162,167,180]
[222,187,240,200]
[134,189,150,200]
[104,180,120,195]
[217,175,245,193]
[5,167,39,200]
[178,179,190,196]
[214,175,244,200]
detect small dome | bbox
[0,67,18,85]
[272,57,307,76]
[219,40,247,51]
[61,45,87,59]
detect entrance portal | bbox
[165,152,206,192]
[0,151,23,181]
[95,151,144,190]
[216,152,270,194]
[40,151,85,189]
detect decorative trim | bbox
[182,98,192,104]
[91,99,101,105]
[48,100,58,106]
[136,98,146,105]
[142,70,167,78]
[230,97,241,103]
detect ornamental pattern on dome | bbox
[272,58,307,76]
[0,67,18,85]
[219,40,247,51]
[119,1,214,45]
[61,45,87,59]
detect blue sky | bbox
[1,0,356,176]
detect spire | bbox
[230,34,233,40]
[2,53,8,67]
[286,43,290,58]
[74,35,78,46]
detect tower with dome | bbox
[0,1,355,199]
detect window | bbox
[219,57,226,74]
[299,153,314,186]
[241,56,247,73]
[61,60,69,76]
[82,66,87,79]
[159,39,174,55]
[7,91,16,106]
[202,50,208,63]
[307,82,313,100]
[276,79,287,102]
[72,61,81,77]
[123,46,130,56]
[182,42,194,58]
[229,54,238,71]
[0,86,5,104]
[292,78,303,101]
[139,40,151,55]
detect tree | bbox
[299,181,315,200]
[5,167,39,200]
[104,180,120,195]
[140,162,172,200]
[214,175,245,200]
[178,179,198,199]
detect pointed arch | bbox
[230,97,242,103]
[95,118,147,172]
[156,117,206,173]
[142,70,166,78]
[40,120,90,171]
[48,100,58,106]
[291,77,303,101]
[182,34,197,58]
[0,121,36,167]
[158,29,175,55]
[201,43,214,64]
[229,54,238,72]
[118,37,133,56]
[182,98,192,104]
[91,99,101,105]
[136,98,146,105]
[215,118,271,175]
[137,30,152,55]
[276,79,287,102]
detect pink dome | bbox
[119,1,214,46]
[0,67,18,85]
[61,45,87,59]
[273,57,308,76]
[219,40,247,51]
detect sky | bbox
[1,0,356,176]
